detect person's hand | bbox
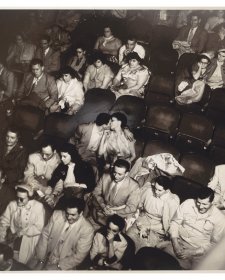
[138,227,148,239]
[118,88,129,95]
[197,62,202,69]
[79,183,87,189]
[124,49,131,56]
[98,258,105,266]
[106,231,115,243]
[44,194,56,207]
[173,245,185,259]
[103,206,115,216]
[124,128,134,141]
[33,262,45,271]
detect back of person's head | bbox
[133,247,181,270]
[114,158,130,173]
[111,112,127,128]
[30,58,44,67]
[197,187,215,202]
[65,197,85,213]
[95,113,111,126]
[106,214,125,231]
[154,176,172,190]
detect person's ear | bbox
[41,66,44,72]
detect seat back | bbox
[110,95,147,129]
[179,153,215,185]
[143,140,180,160]
[176,113,215,152]
[171,176,205,204]
[145,104,180,140]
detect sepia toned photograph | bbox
[1,7,225,273]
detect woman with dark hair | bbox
[94,25,122,63]
[83,51,114,92]
[98,112,136,167]
[175,53,211,105]
[111,52,150,99]
[50,66,84,115]
[127,176,180,253]
[45,143,95,209]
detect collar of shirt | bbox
[0,67,4,76]
[32,73,43,85]
[44,47,50,56]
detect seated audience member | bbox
[83,52,114,92]
[46,24,71,53]
[71,113,111,168]
[23,141,60,195]
[0,62,16,102]
[35,35,60,74]
[90,159,140,227]
[175,53,211,105]
[94,25,122,63]
[67,45,88,78]
[111,52,150,99]
[6,33,36,73]
[205,23,225,54]
[132,247,181,270]
[30,198,94,270]
[164,187,225,269]
[205,48,225,89]
[50,66,84,115]
[0,184,45,265]
[204,10,225,33]
[17,58,58,112]
[90,214,131,270]
[127,176,180,253]
[172,12,208,58]
[0,127,28,186]
[46,143,95,209]
[98,112,136,168]
[118,36,146,65]
[208,164,225,211]
[0,243,30,271]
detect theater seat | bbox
[171,176,205,204]
[176,112,215,153]
[206,88,225,125]
[143,140,180,160]
[179,153,215,186]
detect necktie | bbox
[109,182,118,202]
[187,28,195,44]
[26,81,36,96]
[75,58,81,66]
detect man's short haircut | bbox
[7,126,20,138]
[154,176,172,190]
[41,140,55,151]
[95,113,111,126]
[190,12,201,20]
[107,214,125,231]
[0,243,13,261]
[111,112,127,128]
[127,35,137,43]
[65,197,85,213]
[114,159,130,172]
[31,58,44,67]
[197,187,215,202]
[40,34,51,43]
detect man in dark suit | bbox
[0,243,30,271]
[0,62,16,102]
[172,12,208,57]
[35,35,60,75]
[17,58,58,111]
[90,159,140,227]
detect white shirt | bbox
[119,43,146,65]
[32,73,44,86]
[44,47,50,56]
[87,124,104,152]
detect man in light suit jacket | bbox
[17,58,58,111]
[35,35,60,75]
[30,198,94,270]
[172,12,208,56]
[90,159,140,226]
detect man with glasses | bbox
[24,140,60,195]
[205,48,225,89]
[0,184,45,265]
[30,198,94,270]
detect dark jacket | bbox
[0,143,28,185]
[48,160,95,192]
